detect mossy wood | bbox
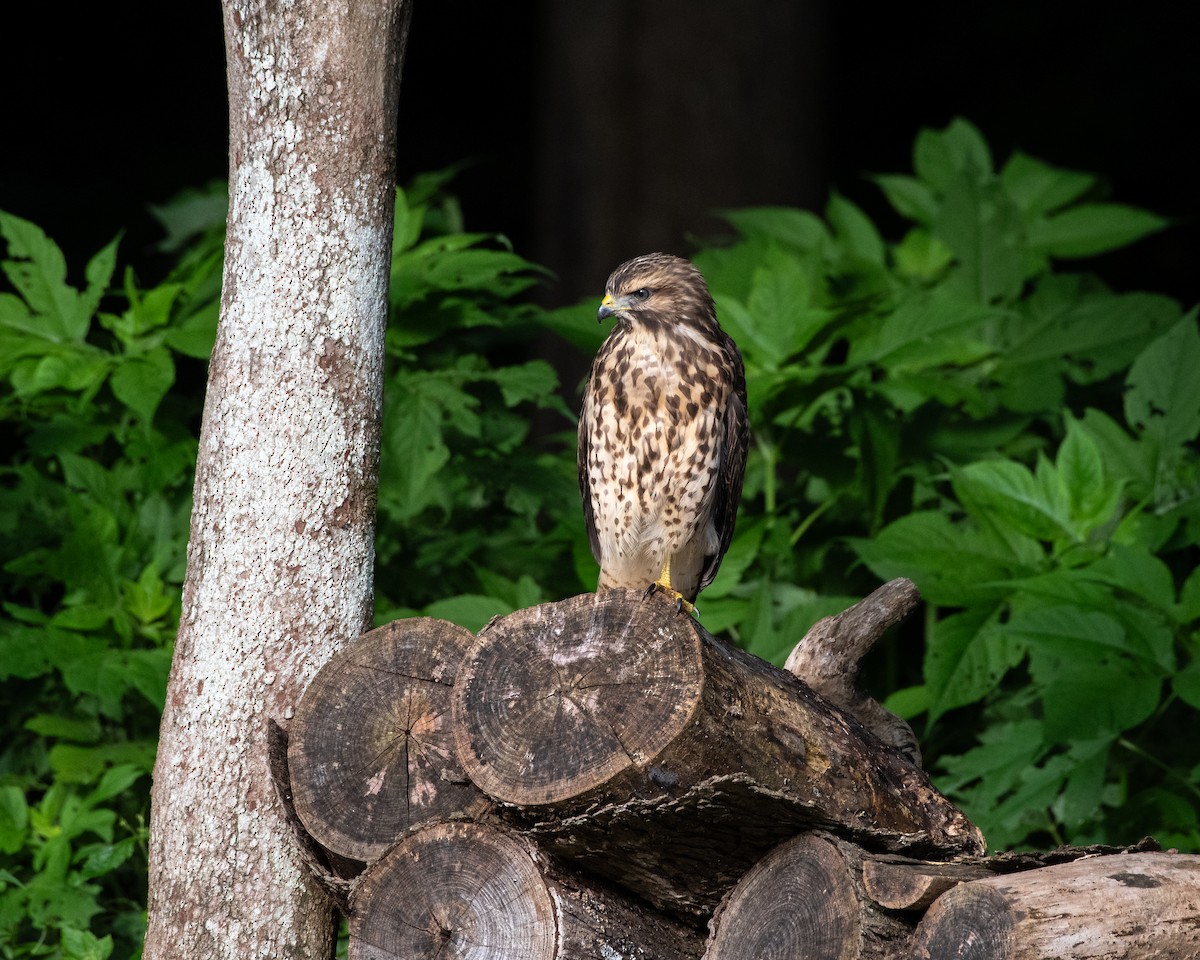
[348,820,703,960]
[287,617,490,863]
[452,588,983,915]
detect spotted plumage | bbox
[578,253,748,610]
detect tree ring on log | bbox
[288,617,488,862]
[350,821,557,960]
[707,833,864,959]
[452,590,704,805]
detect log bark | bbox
[348,820,704,960]
[287,617,490,864]
[860,856,993,912]
[267,718,356,912]
[908,852,1200,959]
[706,832,912,960]
[785,578,922,763]
[452,589,983,916]
[144,1,410,956]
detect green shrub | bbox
[1,118,1196,956]
[0,205,214,958]
[688,119,1199,851]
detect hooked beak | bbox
[597,293,620,323]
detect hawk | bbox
[578,252,748,612]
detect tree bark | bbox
[349,821,704,960]
[705,833,912,960]
[452,589,983,916]
[909,852,1200,960]
[144,1,409,956]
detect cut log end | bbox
[350,822,557,960]
[451,589,705,806]
[287,617,490,863]
[349,820,704,960]
[706,833,912,960]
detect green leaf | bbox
[1179,565,1200,624]
[148,181,228,252]
[1028,203,1169,258]
[1083,544,1177,614]
[86,764,144,806]
[48,742,157,783]
[852,511,1036,607]
[717,206,831,251]
[1174,658,1200,711]
[77,837,135,881]
[951,459,1075,544]
[0,786,29,854]
[925,606,1024,725]
[9,343,113,398]
[1054,738,1112,830]
[871,174,938,224]
[934,173,1026,304]
[0,210,90,341]
[59,926,114,960]
[938,717,1046,809]
[109,346,176,420]
[882,685,928,721]
[424,594,513,633]
[1000,152,1097,218]
[0,626,103,682]
[826,193,885,265]
[892,228,953,280]
[391,186,426,254]
[848,286,993,369]
[702,519,766,599]
[1008,605,1165,738]
[914,118,993,190]
[1056,417,1114,529]
[1125,313,1200,451]
[82,236,120,320]
[993,282,1182,390]
[162,300,219,358]
[60,648,171,717]
[25,713,102,743]
[489,360,559,407]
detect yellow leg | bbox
[647,555,695,615]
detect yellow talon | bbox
[649,556,695,616]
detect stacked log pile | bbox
[271,581,1200,959]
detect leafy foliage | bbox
[1,119,1196,955]
[0,206,210,957]
[687,119,1197,851]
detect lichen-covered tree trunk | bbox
[144,2,409,956]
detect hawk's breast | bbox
[584,321,729,566]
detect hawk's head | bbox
[597,253,718,336]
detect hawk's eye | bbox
[633,287,651,301]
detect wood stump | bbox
[349,820,703,960]
[287,618,489,864]
[909,851,1200,959]
[452,589,982,915]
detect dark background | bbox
[2,1,1196,307]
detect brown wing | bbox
[577,370,602,565]
[698,335,749,591]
